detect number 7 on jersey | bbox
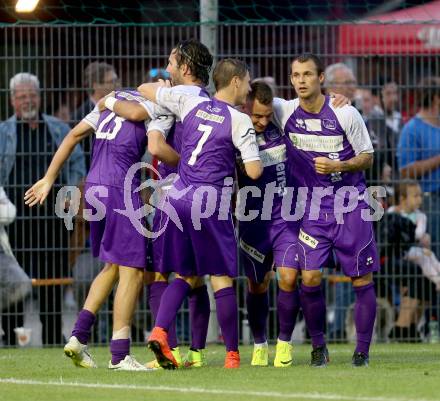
[188,123,213,166]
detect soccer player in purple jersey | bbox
[138,59,262,369]
[237,81,300,367]
[273,53,379,367]
[101,39,214,368]
[24,90,169,371]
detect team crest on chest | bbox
[266,128,281,140]
[323,119,337,130]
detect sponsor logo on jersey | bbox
[289,133,344,152]
[259,144,287,167]
[195,109,225,124]
[206,105,222,113]
[239,238,265,263]
[323,119,337,130]
[299,229,319,249]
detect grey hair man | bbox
[0,71,85,346]
[324,63,357,102]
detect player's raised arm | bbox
[24,118,94,207]
[138,82,202,122]
[137,82,163,103]
[98,90,159,122]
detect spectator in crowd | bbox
[380,81,403,144]
[0,72,85,345]
[389,181,440,290]
[71,62,119,123]
[398,77,440,256]
[71,62,118,166]
[357,88,395,186]
[379,181,438,341]
[324,63,357,102]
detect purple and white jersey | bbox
[154,87,260,189]
[237,122,290,223]
[82,90,155,189]
[273,95,373,212]
[147,85,210,180]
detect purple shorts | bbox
[239,221,299,283]
[85,183,148,269]
[156,190,237,278]
[296,206,379,277]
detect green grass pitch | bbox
[0,344,439,401]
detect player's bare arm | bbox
[24,120,93,207]
[147,130,180,166]
[243,160,263,179]
[98,91,150,121]
[314,152,373,175]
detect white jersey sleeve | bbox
[333,105,374,155]
[228,106,260,163]
[147,114,175,138]
[156,87,208,121]
[82,105,100,130]
[138,100,169,120]
[272,97,299,131]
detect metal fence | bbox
[0,23,439,347]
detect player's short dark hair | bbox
[83,62,116,94]
[292,53,324,76]
[174,39,213,86]
[418,77,440,108]
[395,179,420,202]
[248,81,273,105]
[212,59,249,91]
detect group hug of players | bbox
[25,38,379,371]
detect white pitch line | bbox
[0,378,434,401]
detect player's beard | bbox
[170,73,184,86]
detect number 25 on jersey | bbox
[95,112,125,140]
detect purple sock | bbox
[300,283,326,348]
[110,338,130,365]
[148,281,178,348]
[278,288,300,342]
[189,285,210,350]
[155,278,191,336]
[354,282,376,356]
[148,281,168,322]
[214,287,238,352]
[71,309,95,345]
[246,291,268,344]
